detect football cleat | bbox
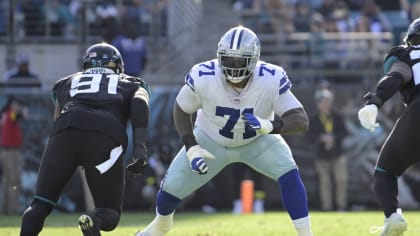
[78,214,100,236]
[370,209,407,236]
[135,231,149,236]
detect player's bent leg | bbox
[372,170,407,236]
[94,208,120,231]
[20,198,54,236]
[278,169,312,236]
[373,170,399,217]
[136,190,180,236]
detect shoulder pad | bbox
[184,59,218,91]
[52,73,77,91]
[51,73,77,103]
[122,74,150,95]
[384,45,407,62]
[255,62,291,94]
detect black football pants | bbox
[376,98,420,175]
[35,127,125,213]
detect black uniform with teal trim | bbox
[377,45,420,176]
[35,71,149,223]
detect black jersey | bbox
[384,45,420,104]
[51,71,149,145]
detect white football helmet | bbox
[217,26,261,83]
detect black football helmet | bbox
[404,17,420,46]
[82,42,124,73]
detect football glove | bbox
[186,145,215,175]
[127,157,148,175]
[127,127,148,175]
[358,104,380,132]
[242,113,273,134]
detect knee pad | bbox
[93,208,120,231]
[156,190,182,215]
[20,199,54,236]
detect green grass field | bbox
[1,211,419,236]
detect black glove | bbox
[126,127,148,175]
[126,157,148,175]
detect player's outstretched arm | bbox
[358,61,411,132]
[127,96,150,175]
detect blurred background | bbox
[0,0,419,215]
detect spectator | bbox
[123,0,152,36]
[358,0,392,33]
[308,13,326,68]
[21,0,44,36]
[0,95,28,214]
[42,0,77,38]
[293,1,313,32]
[317,0,337,20]
[307,88,348,211]
[95,0,119,42]
[408,0,420,21]
[266,0,294,35]
[3,54,42,88]
[333,1,355,33]
[111,18,148,77]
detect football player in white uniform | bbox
[136,26,313,236]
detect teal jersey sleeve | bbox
[50,91,57,105]
[383,55,399,74]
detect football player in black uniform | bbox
[358,18,420,236]
[20,42,150,236]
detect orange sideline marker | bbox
[241,180,254,214]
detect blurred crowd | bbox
[231,0,416,35]
[0,0,168,41]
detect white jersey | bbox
[176,59,303,147]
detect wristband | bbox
[270,119,284,134]
[182,134,198,151]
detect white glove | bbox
[186,145,216,175]
[358,104,380,132]
[242,113,273,134]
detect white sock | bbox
[292,215,312,236]
[142,209,174,235]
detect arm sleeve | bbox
[130,86,150,161]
